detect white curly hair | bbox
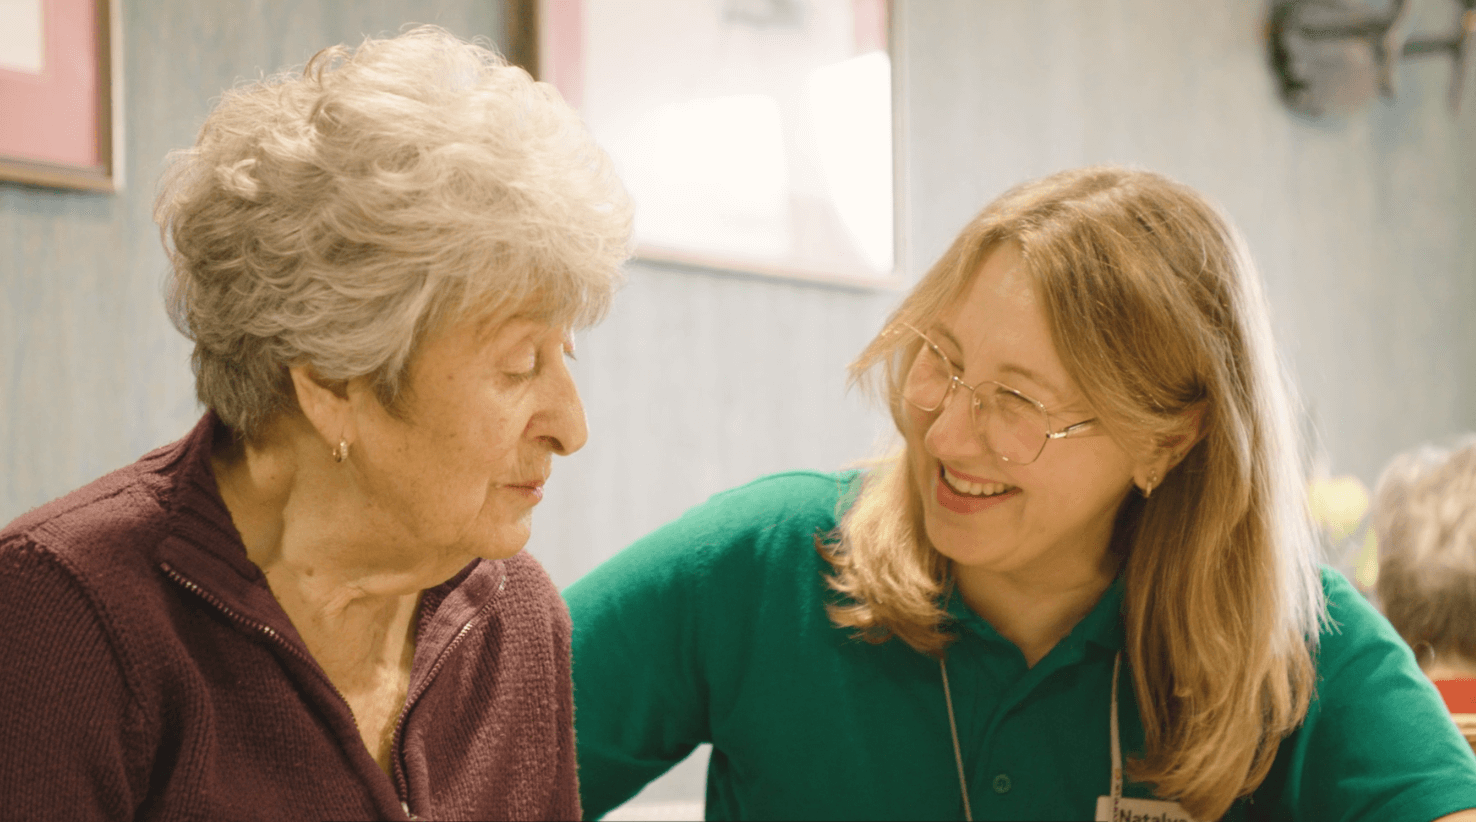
[1375,436,1476,661]
[156,25,633,438]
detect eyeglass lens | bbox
[902,340,1052,464]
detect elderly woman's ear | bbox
[287,364,359,462]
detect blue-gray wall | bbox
[3,0,1475,812]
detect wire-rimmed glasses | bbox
[899,323,1098,465]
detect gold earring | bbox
[332,439,349,463]
[1143,471,1159,498]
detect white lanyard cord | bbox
[939,657,974,822]
[1109,650,1123,816]
[941,650,1125,822]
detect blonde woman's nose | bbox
[923,383,985,459]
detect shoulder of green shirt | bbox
[563,469,865,598]
[1275,565,1476,821]
[561,468,871,819]
[1316,563,1403,652]
[672,468,865,544]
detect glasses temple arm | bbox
[1046,418,1098,440]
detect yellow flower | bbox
[1354,529,1379,591]
[1308,475,1370,543]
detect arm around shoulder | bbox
[563,472,847,818]
[562,500,750,818]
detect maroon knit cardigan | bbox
[0,414,580,821]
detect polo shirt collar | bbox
[943,573,1126,653]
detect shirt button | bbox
[992,773,1011,794]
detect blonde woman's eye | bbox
[995,386,1027,403]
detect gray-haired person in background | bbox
[0,26,630,820]
[1376,437,1476,751]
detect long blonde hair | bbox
[823,166,1324,819]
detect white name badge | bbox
[1095,795,1199,822]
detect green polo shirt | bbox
[564,470,1476,821]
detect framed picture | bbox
[536,0,905,288]
[0,0,122,192]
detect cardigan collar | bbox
[152,412,504,670]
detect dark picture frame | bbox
[0,0,122,192]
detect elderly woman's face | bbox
[904,243,1140,577]
[348,314,586,571]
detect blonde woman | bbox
[0,27,630,820]
[565,167,1476,821]
[1375,437,1476,749]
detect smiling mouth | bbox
[939,465,1016,498]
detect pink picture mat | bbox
[540,0,584,110]
[0,0,114,190]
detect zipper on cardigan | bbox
[160,562,429,815]
[163,560,504,819]
[389,570,505,809]
[159,562,360,724]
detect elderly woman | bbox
[0,26,629,821]
[1375,437,1476,748]
[566,167,1476,821]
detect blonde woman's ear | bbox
[1135,402,1209,494]
[1161,401,1210,468]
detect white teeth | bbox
[943,468,1012,498]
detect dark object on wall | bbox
[1270,0,1476,117]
